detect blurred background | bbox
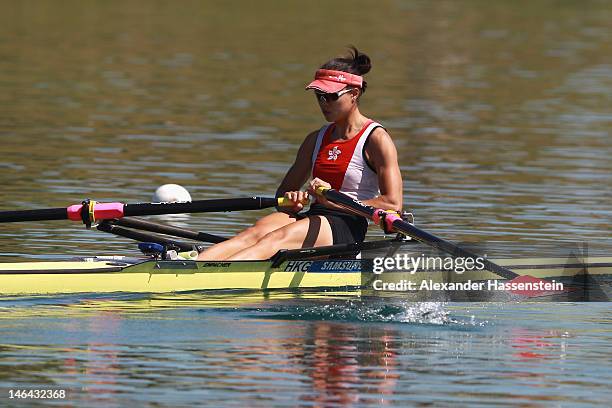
[0,0,610,259]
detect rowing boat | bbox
[0,256,362,295]
[1,190,609,299]
[1,239,610,297]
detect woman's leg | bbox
[197,212,298,260]
[227,216,333,260]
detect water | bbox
[0,295,610,407]
[0,1,611,406]
[1,1,611,259]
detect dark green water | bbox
[0,294,611,407]
[0,0,610,258]
[0,1,611,406]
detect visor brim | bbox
[305,79,347,93]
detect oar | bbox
[0,196,298,225]
[316,187,566,296]
[97,222,197,252]
[109,217,227,244]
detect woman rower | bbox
[197,47,403,260]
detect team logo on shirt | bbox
[328,146,341,161]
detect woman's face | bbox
[315,88,358,122]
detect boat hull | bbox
[0,257,610,297]
[0,259,363,295]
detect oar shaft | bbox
[122,197,280,217]
[389,218,517,279]
[97,222,196,252]
[111,217,227,244]
[0,197,288,224]
[317,187,518,280]
[0,207,68,223]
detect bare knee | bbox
[235,225,268,245]
[243,214,294,241]
[257,228,289,246]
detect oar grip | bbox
[315,186,330,196]
[277,197,310,207]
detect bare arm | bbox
[275,130,318,211]
[362,128,403,211]
[276,130,318,196]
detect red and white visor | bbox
[305,69,363,93]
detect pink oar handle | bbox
[371,209,402,232]
[67,203,125,222]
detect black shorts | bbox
[300,203,368,245]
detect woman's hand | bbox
[307,178,333,207]
[282,190,310,213]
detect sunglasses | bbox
[315,88,353,104]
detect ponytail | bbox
[320,46,372,93]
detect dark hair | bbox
[320,46,371,94]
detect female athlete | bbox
[198,47,402,260]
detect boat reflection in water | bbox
[1,292,595,406]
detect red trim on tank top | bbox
[322,120,374,145]
[313,120,375,191]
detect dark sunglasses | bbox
[315,88,353,104]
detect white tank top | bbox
[310,120,382,201]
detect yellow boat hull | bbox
[0,259,363,295]
[0,256,610,296]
